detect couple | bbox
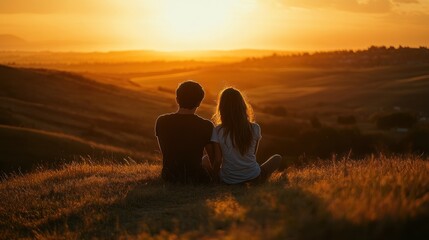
[155,81,282,184]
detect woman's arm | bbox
[254,124,262,155]
[203,143,214,170]
[206,142,222,174]
[254,139,260,155]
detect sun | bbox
[152,0,255,49]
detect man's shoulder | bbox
[156,113,213,128]
[194,115,214,127]
[156,112,176,122]
[155,113,176,135]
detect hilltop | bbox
[0,156,427,239]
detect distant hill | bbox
[0,49,293,65]
[239,46,429,68]
[0,65,169,172]
[0,34,28,49]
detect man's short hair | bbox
[176,81,205,109]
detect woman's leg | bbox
[259,154,282,181]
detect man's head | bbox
[176,81,205,109]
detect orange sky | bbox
[0,0,428,51]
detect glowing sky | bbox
[0,0,428,51]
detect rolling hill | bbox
[129,61,429,115]
[0,125,133,172]
[0,65,171,172]
[2,47,429,172]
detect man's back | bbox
[155,113,213,183]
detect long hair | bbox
[213,88,255,155]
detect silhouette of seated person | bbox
[155,81,215,183]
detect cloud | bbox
[387,11,429,25]
[392,0,419,3]
[278,0,420,13]
[0,0,110,14]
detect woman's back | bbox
[211,122,262,184]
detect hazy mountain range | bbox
[0,34,293,62]
[0,34,27,47]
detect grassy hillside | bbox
[0,125,137,173]
[0,156,427,239]
[2,47,429,172]
[0,65,172,172]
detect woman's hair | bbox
[213,88,255,155]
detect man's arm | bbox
[156,137,164,158]
[154,117,165,159]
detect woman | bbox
[210,87,282,184]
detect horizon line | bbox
[1,45,428,54]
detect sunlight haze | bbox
[0,0,428,51]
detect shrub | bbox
[262,106,288,117]
[296,127,371,158]
[337,115,356,125]
[310,117,322,128]
[404,127,429,153]
[376,112,417,130]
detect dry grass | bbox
[0,156,428,239]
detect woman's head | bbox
[213,88,255,155]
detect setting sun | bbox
[148,0,256,50]
[158,0,235,40]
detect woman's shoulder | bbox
[251,122,262,137]
[251,122,260,130]
[213,125,223,135]
[213,124,221,130]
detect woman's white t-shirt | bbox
[211,123,262,184]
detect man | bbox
[155,81,215,183]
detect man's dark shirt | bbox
[155,113,214,183]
